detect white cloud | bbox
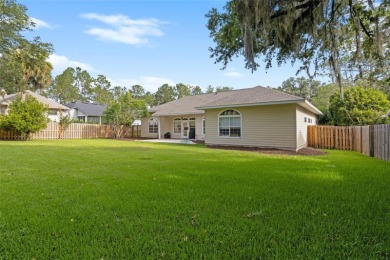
[48,54,94,75]
[31,17,54,29]
[109,76,175,93]
[81,13,165,45]
[224,69,244,78]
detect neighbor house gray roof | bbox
[0,90,69,110]
[65,101,107,116]
[150,86,322,116]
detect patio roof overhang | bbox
[196,100,323,116]
[150,111,204,117]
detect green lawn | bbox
[0,140,389,258]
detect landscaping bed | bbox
[208,145,327,156]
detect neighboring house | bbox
[65,101,107,124]
[0,90,69,122]
[141,86,323,151]
[132,119,141,126]
[0,99,7,115]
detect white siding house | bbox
[142,86,323,151]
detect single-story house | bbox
[141,86,323,151]
[0,90,69,122]
[65,101,107,124]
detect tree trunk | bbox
[349,0,364,80]
[329,0,343,99]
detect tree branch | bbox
[270,0,322,20]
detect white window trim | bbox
[218,109,242,138]
[189,118,196,129]
[173,118,181,134]
[148,117,159,134]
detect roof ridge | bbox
[148,86,322,117]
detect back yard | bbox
[0,140,389,258]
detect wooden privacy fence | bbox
[308,124,390,162]
[0,123,141,140]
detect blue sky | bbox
[20,0,326,93]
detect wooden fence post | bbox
[369,125,375,157]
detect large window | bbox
[173,118,181,133]
[48,109,57,116]
[219,109,241,137]
[78,116,86,122]
[148,118,159,134]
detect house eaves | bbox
[196,99,323,116]
[151,111,205,117]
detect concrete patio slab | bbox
[136,139,196,145]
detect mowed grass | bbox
[0,140,389,258]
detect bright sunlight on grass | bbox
[0,139,389,258]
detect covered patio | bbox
[141,114,205,141]
[141,94,212,141]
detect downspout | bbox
[158,116,161,139]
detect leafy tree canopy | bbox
[175,83,192,99]
[130,85,146,100]
[46,67,79,104]
[192,85,203,95]
[206,0,389,98]
[0,0,33,52]
[74,67,93,102]
[104,92,148,138]
[277,77,322,101]
[143,91,155,107]
[92,75,113,105]
[328,86,390,126]
[0,37,54,93]
[0,49,24,94]
[205,85,233,94]
[206,85,214,94]
[216,86,234,92]
[0,1,54,93]
[310,83,339,123]
[154,84,176,105]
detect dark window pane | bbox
[230,128,241,137]
[219,128,230,136]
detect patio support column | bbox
[158,116,161,139]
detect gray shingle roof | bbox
[197,86,303,108]
[65,101,106,116]
[0,90,69,110]
[150,86,322,116]
[149,92,219,116]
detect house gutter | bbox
[158,116,161,139]
[151,112,205,117]
[196,99,323,116]
[302,100,323,116]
